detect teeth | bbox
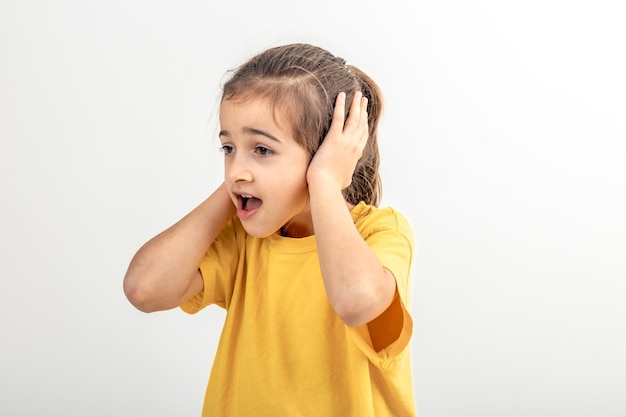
[241,194,253,199]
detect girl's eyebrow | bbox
[219,127,281,142]
[245,127,281,142]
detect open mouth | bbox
[239,194,262,211]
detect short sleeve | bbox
[347,205,415,369]
[179,216,242,314]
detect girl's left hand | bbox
[306,91,369,190]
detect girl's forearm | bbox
[123,183,235,312]
[309,182,396,327]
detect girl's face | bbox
[219,97,313,238]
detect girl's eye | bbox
[220,145,235,154]
[255,146,273,156]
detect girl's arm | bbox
[307,92,396,327]
[123,183,235,313]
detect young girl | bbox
[124,43,416,417]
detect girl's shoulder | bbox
[350,201,414,238]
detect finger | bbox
[359,96,368,126]
[360,95,368,117]
[344,91,363,132]
[328,92,347,135]
[359,96,369,144]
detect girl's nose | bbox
[226,155,253,183]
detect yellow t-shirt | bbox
[181,202,416,417]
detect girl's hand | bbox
[307,91,369,190]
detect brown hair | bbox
[221,43,383,206]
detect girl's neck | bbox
[280,223,312,238]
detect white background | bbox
[1,0,625,416]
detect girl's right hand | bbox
[123,183,235,312]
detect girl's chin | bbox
[237,220,277,239]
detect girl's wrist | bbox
[307,173,343,197]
